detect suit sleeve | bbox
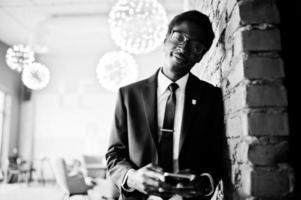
[105,88,135,193]
[211,87,228,198]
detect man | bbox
[106,10,225,200]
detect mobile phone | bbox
[163,172,196,185]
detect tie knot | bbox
[168,83,178,93]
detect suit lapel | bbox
[179,73,201,153]
[141,71,159,148]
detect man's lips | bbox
[172,52,186,62]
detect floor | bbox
[0,181,111,200]
[0,183,64,200]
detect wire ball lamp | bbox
[109,0,168,54]
[6,44,35,72]
[22,62,50,90]
[96,51,138,92]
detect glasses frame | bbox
[168,30,207,54]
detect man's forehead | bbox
[170,21,206,40]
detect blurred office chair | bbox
[82,155,119,200]
[50,157,93,200]
[82,155,106,179]
[0,168,4,182]
[95,175,119,200]
[4,156,34,184]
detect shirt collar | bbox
[158,68,189,95]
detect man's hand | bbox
[163,169,214,198]
[126,163,165,194]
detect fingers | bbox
[137,176,161,194]
[145,163,164,182]
[130,163,165,194]
[142,175,161,188]
[137,178,159,194]
[145,170,164,182]
[146,163,163,173]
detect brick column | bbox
[186,0,295,199]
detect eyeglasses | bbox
[169,31,207,54]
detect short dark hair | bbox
[167,10,215,50]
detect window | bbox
[0,90,5,158]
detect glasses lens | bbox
[190,42,205,54]
[170,31,206,54]
[170,32,185,43]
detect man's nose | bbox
[177,42,190,52]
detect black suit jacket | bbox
[106,70,225,200]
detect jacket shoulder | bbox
[190,73,220,92]
[119,71,157,94]
[120,78,149,91]
[118,80,149,99]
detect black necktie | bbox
[158,83,178,172]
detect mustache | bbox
[174,47,185,53]
[173,48,187,59]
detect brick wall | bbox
[185,0,295,199]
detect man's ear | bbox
[196,48,207,63]
[195,54,204,63]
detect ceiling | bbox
[0,0,184,55]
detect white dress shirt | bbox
[157,69,188,172]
